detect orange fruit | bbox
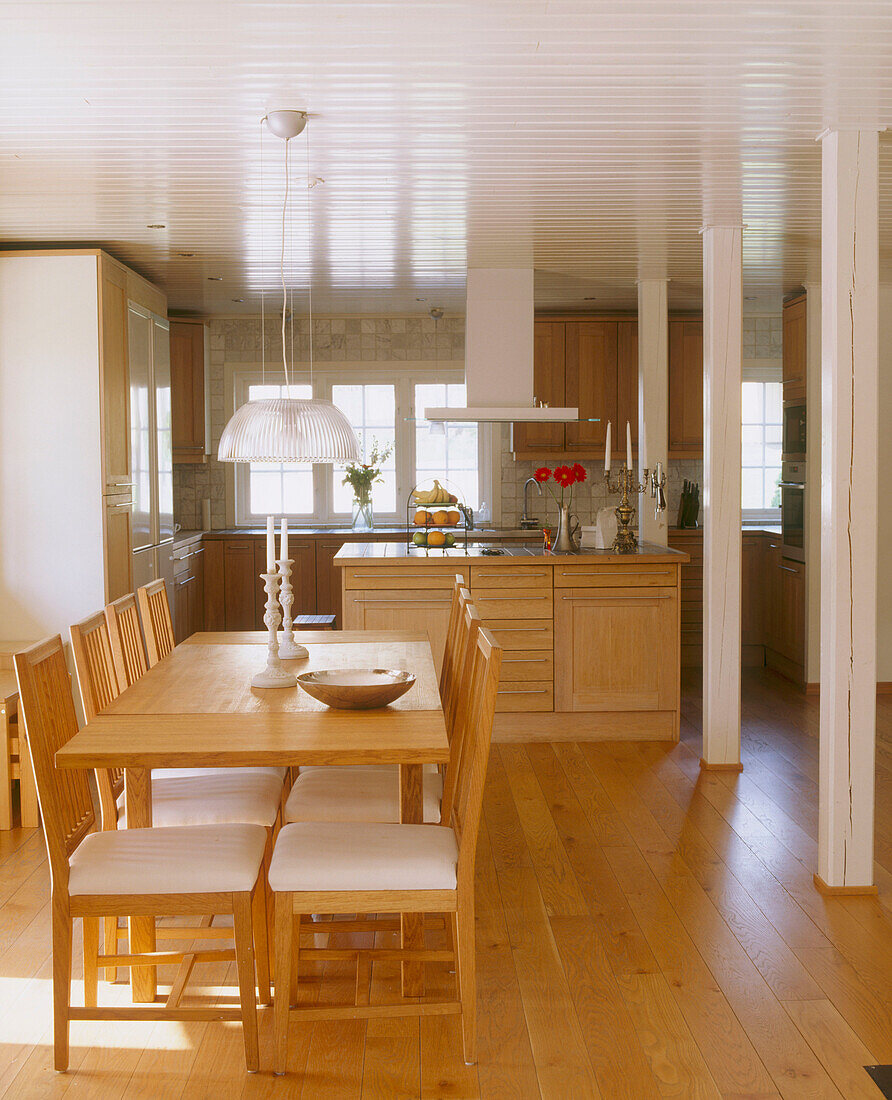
[432,509,449,525]
[427,530,447,548]
[413,510,429,526]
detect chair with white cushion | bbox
[283,599,481,827]
[136,579,175,667]
[268,625,502,1073]
[14,635,267,1073]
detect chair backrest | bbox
[69,612,124,829]
[14,636,95,891]
[105,593,148,688]
[451,626,501,891]
[443,587,472,740]
[439,600,481,823]
[136,579,175,667]
[438,575,468,706]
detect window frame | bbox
[741,362,782,525]
[231,362,493,526]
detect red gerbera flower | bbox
[534,467,552,483]
[572,462,587,483]
[554,465,574,488]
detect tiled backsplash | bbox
[174,313,769,530]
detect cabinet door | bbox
[104,494,133,601]
[565,322,616,451]
[741,535,763,646]
[343,590,453,670]
[777,558,805,664]
[763,540,782,653]
[170,321,206,462]
[783,296,806,401]
[289,539,317,618]
[554,587,677,711]
[224,539,257,630]
[173,572,195,643]
[203,540,225,631]
[190,546,205,634]
[99,257,131,489]
[668,320,703,454]
[616,321,638,450]
[512,322,566,453]
[316,538,347,622]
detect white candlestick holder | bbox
[276,558,309,659]
[252,572,297,689]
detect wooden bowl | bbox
[296,668,416,710]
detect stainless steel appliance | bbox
[779,458,805,562]
[782,402,806,460]
[128,304,175,620]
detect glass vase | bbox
[352,491,374,531]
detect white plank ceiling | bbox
[2,0,892,315]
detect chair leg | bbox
[289,912,301,1009]
[82,916,99,1008]
[274,895,294,1076]
[52,896,72,1072]
[251,878,271,1006]
[454,904,477,1065]
[103,916,119,983]
[232,892,260,1073]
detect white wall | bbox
[0,255,106,641]
[805,282,892,683]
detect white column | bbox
[817,129,879,893]
[701,226,743,769]
[637,278,669,545]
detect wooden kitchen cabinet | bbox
[668,320,703,455]
[173,543,205,643]
[555,585,678,713]
[170,319,207,463]
[511,322,566,453]
[251,537,316,629]
[203,539,225,631]
[782,294,807,403]
[741,534,764,652]
[223,539,256,631]
[616,321,639,448]
[344,591,456,670]
[765,552,805,682]
[565,322,617,451]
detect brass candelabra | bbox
[604,461,667,553]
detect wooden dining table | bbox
[55,630,449,1003]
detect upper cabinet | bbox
[668,319,703,456]
[170,319,208,463]
[511,322,566,453]
[565,322,617,451]
[782,294,806,403]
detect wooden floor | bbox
[1,668,891,1098]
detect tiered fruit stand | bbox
[406,478,469,552]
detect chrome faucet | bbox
[521,476,542,529]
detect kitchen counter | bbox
[196,526,543,539]
[334,540,688,566]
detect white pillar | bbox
[817,129,879,893]
[637,278,669,545]
[701,226,742,769]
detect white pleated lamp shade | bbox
[217,398,360,463]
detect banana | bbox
[413,480,452,505]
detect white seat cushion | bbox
[154,766,287,781]
[284,768,442,825]
[268,822,458,894]
[117,770,284,828]
[69,823,267,897]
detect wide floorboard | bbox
[0,669,890,1098]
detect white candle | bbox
[639,419,647,473]
[626,421,633,471]
[279,516,289,562]
[604,420,611,472]
[266,515,276,572]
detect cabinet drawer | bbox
[473,588,553,619]
[481,619,554,650]
[496,680,553,712]
[469,565,552,590]
[344,566,469,590]
[554,564,677,588]
[498,650,554,682]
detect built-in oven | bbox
[782,402,806,461]
[779,459,805,562]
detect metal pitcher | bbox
[553,504,580,553]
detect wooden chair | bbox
[438,574,468,714]
[282,600,481,827]
[268,626,502,1073]
[136,580,175,667]
[105,593,148,689]
[13,635,267,1072]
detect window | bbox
[742,379,782,520]
[413,383,481,509]
[232,367,491,525]
[330,384,397,515]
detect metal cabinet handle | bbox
[502,657,550,664]
[779,565,800,574]
[175,575,195,587]
[498,687,549,695]
[488,625,551,633]
[477,571,548,578]
[560,569,669,576]
[110,501,133,510]
[350,596,451,604]
[480,595,548,601]
[561,593,671,601]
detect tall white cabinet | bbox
[0,249,167,644]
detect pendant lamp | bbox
[218,110,359,465]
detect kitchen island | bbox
[335,541,689,741]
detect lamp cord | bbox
[280,134,290,395]
[305,121,314,389]
[260,116,266,386]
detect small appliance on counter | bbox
[676,480,700,529]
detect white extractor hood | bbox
[423,268,581,423]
